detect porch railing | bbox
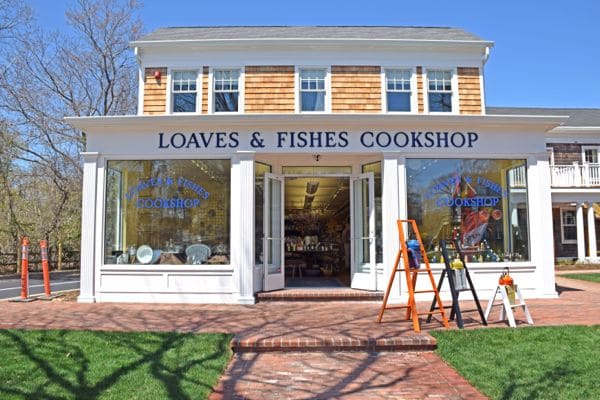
[508,166,527,188]
[550,163,600,187]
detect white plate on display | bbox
[136,245,154,264]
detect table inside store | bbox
[286,248,339,276]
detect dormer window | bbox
[427,70,453,112]
[213,69,240,112]
[385,69,412,112]
[583,147,599,164]
[172,71,198,113]
[299,69,326,112]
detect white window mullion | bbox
[385,68,412,112]
[171,70,199,113]
[213,68,241,113]
[299,68,327,112]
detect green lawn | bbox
[0,329,233,400]
[431,326,600,400]
[561,273,600,283]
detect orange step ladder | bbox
[377,219,450,332]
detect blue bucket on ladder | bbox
[406,239,422,269]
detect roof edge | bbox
[130,37,495,49]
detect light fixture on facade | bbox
[154,70,162,79]
[312,154,321,162]
[306,181,319,194]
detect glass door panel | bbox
[263,173,284,291]
[350,173,376,290]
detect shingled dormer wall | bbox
[331,66,382,113]
[141,65,485,115]
[457,67,483,114]
[245,66,295,113]
[143,67,167,115]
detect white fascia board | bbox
[548,126,600,134]
[546,126,600,143]
[130,38,494,53]
[65,113,565,134]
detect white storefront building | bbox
[67,26,564,304]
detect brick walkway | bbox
[1,275,598,399]
[209,352,486,400]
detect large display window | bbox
[406,159,529,262]
[104,159,231,265]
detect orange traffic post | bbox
[9,236,36,302]
[38,240,58,300]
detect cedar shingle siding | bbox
[143,67,167,115]
[457,67,482,115]
[331,66,382,113]
[245,66,295,113]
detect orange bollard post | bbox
[38,240,58,300]
[9,236,35,302]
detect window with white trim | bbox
[299,69,326,112]
[583,147,599,164]
[172,71,198,113]
[560,208,577,244]
[213,69,240,112]
[385,69,412,112]
[427,70,453,112]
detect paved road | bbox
[0,271,80,300]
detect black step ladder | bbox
[426,239,487,329]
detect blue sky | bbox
[29,0,600,108]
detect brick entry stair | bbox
[236,289,436,352]
[256,288,384,302]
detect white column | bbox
[576,202,586,261]
[381,153,399,295]
[587,203,597,260]
[78,152,99,303]
[527,155,557,298]
[236,152,256,304]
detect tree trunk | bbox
[58,242,63,271]
[15,239,20,274]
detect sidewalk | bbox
[1,275,598,399]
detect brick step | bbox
[231,334,436,353]
[257,288,384,302]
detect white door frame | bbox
[350,172,376,290]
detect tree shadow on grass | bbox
[499,361,579,400]
[0,329,232,400]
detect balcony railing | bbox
[550,163,600,187]
[508,166,527,188]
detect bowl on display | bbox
[151,249,161,264]
[136,245,156,264]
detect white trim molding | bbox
[295,65,331,114]
[78,152,100,303]
[382,67,418,115]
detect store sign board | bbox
[157,130,479,151]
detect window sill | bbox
[101,264,234,272]
[385,110,416,115]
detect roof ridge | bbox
[158,25,460,30]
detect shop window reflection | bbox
[104,159,231,265]
[406,159,529,262]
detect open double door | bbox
[263,172,377,291]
